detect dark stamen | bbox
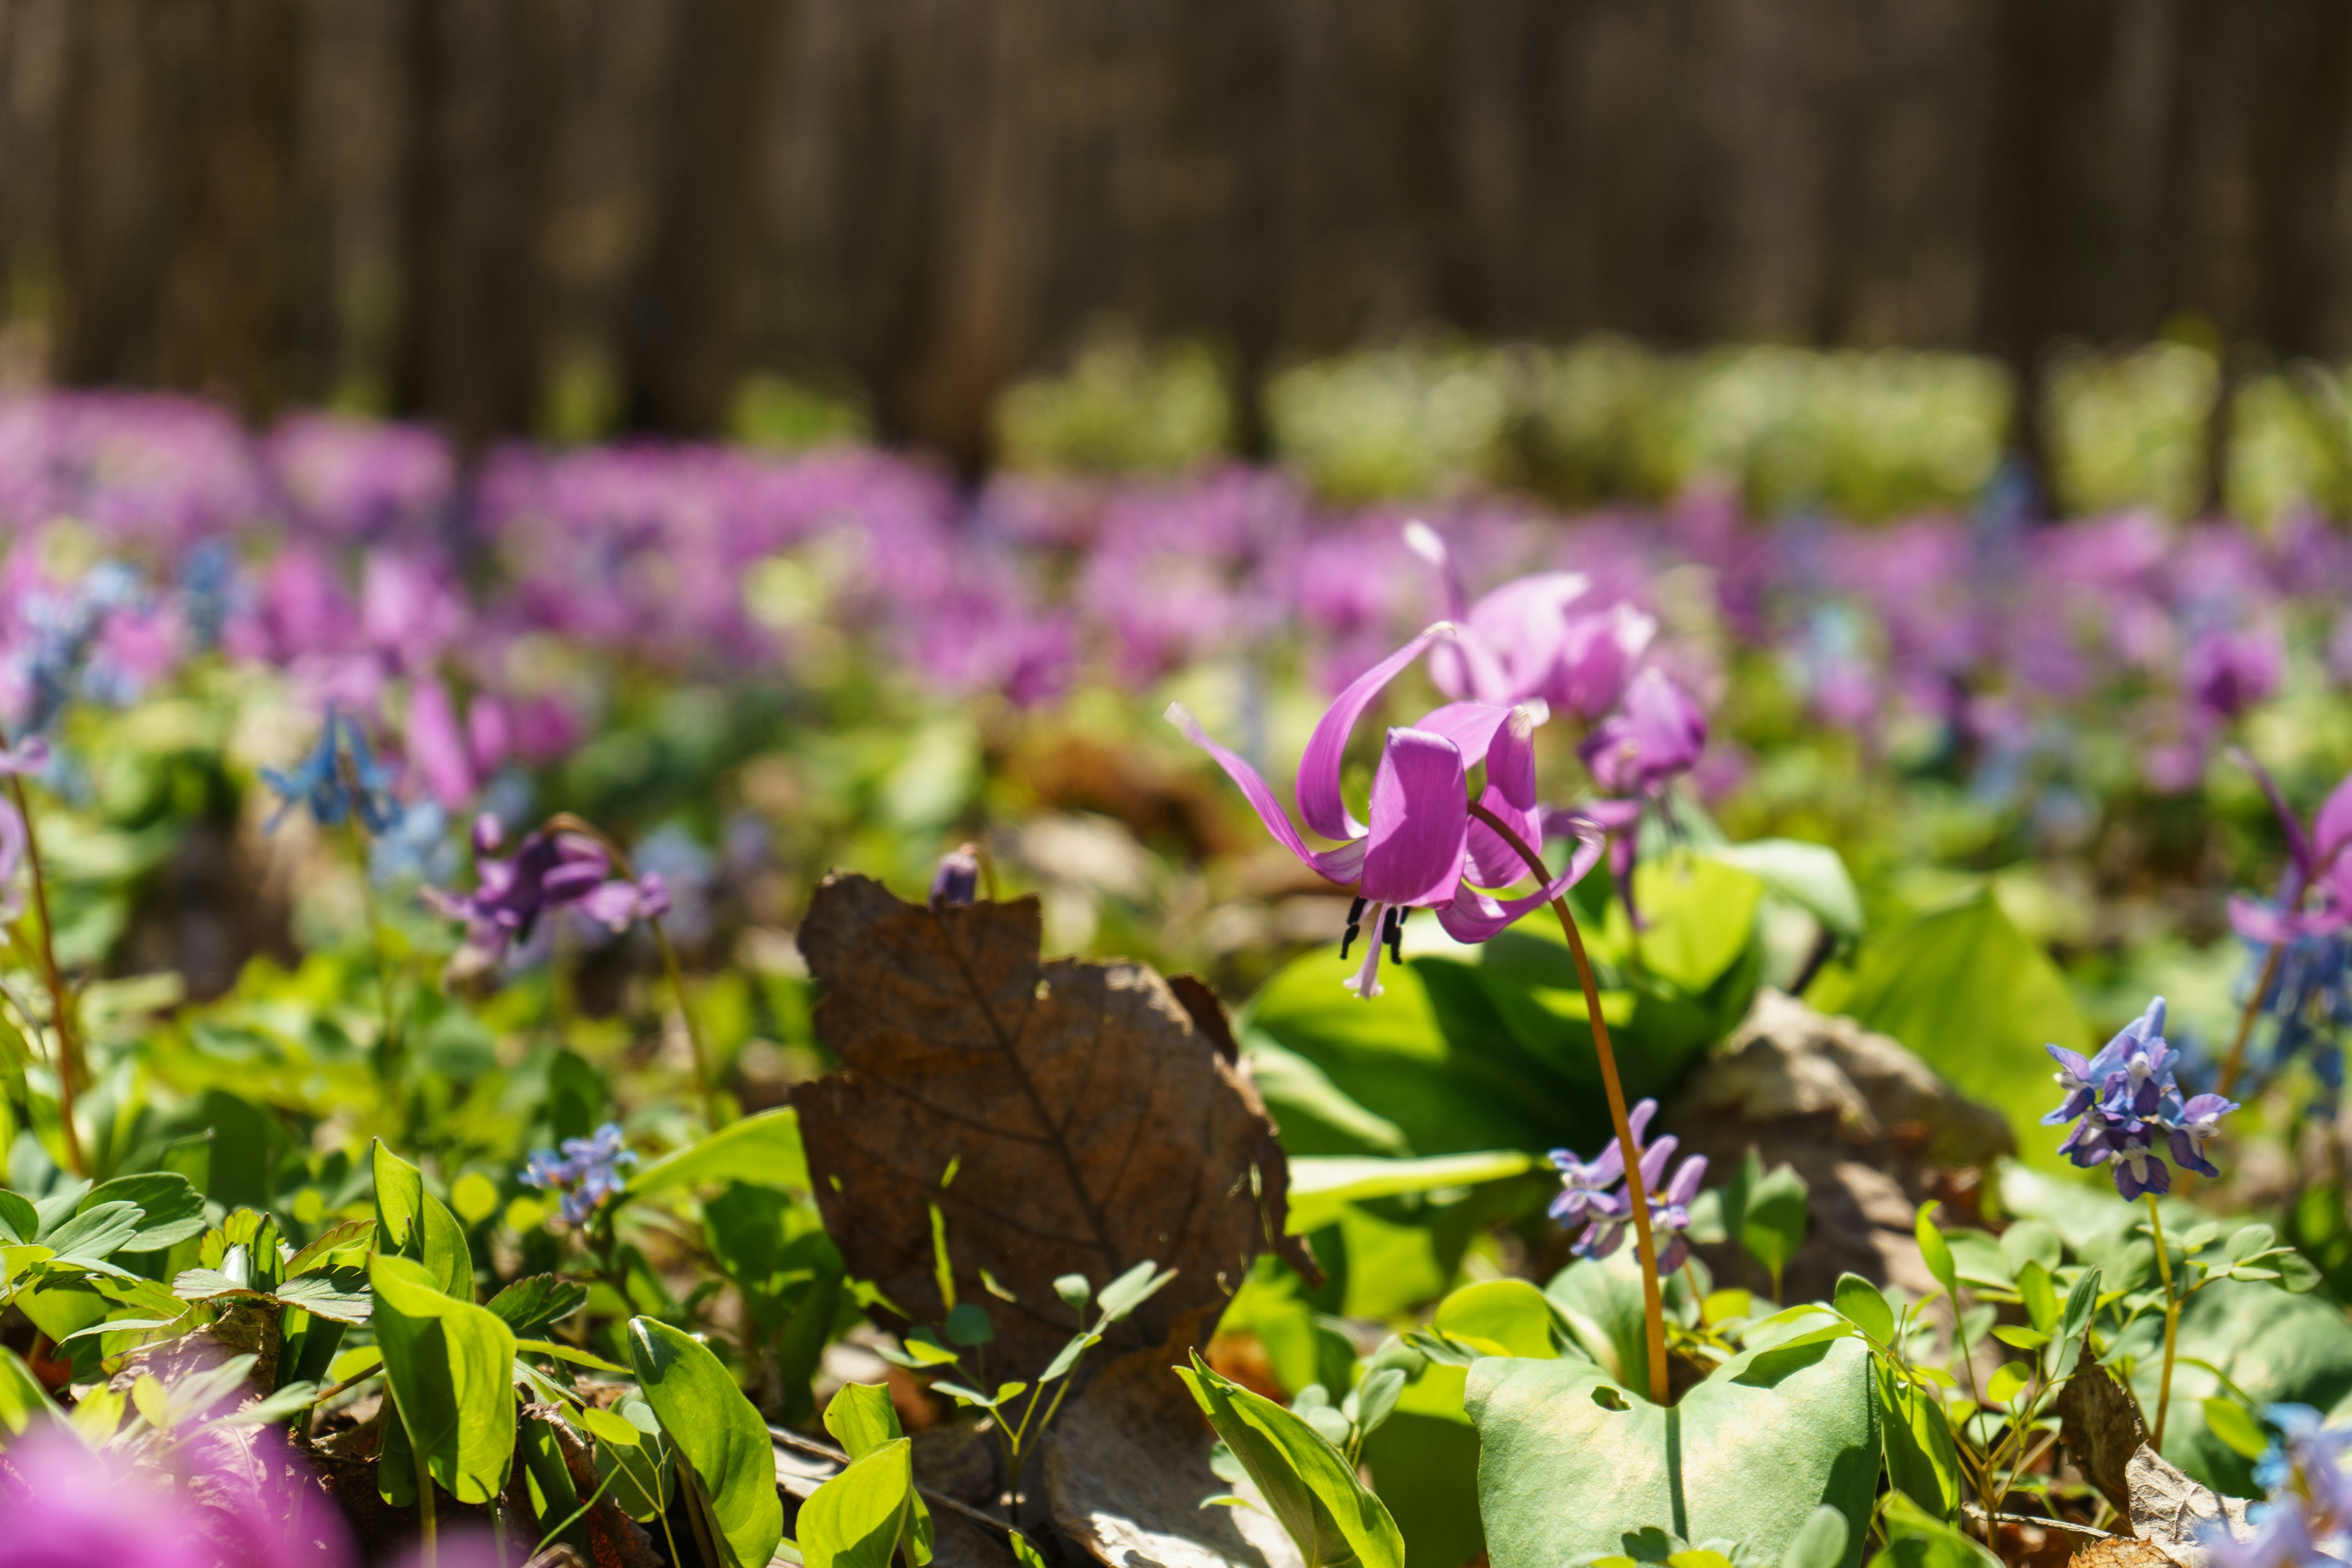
[1341,895,1368,960]
[1381,905,1404,963]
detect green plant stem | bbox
[679,1463,723,1568]
[2214,943,2282,1102]
[413,1430,439,1567]
[348,823,402,1105]
[4,767,85,1177]
[2147,1193,2180,1448]
[1471,802,1669,1406]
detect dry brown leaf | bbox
[2125,1445,2253,1568]
[1043,1340,1304,1568]
[2057,1362,2146,1515]
[792,873,1303,1385]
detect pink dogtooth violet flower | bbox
[2228,748,2352,946]
[1403,522,1591,709]
[1168,622,1605,1000]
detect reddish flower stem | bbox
[1469,801,1669,1404]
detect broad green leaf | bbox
[2203,1398,2268,1461]
[513,1338,628,1373]
[1985,1363,2030,1407]
[1602,858,1766,994]
[1466,1334,1876,1568]
[2225,1225,2279,1265]
[286,1219,375,1276]
[1362,1360,1484,1568]
[826,1383,935,1567]
[627,1317,783,1568]
[1432,1280,1559,1359]
[1700,841,1863,941]
[2016,1261,2058,1335]
[369,1254,516,1504]
[272,1269,374,1324]
[1285,1152,1540,1234]
[1875,1361,1961,1522]
[372,1141,474,1301]
[1999,1221,2062,1278]
[0,1191,36,1245]
[626,1107,810,1197]
[1177,1355,1406,1568]
[798,1438,914,1568]
[1828,894,2090,1170]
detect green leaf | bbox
[1465,1334,1876,1568]
[1039,1332,1102,1384]
[82,1174,208,1253]
[272,1269,374,1324]
[1284,1152,1540,1233]
[1875,1361,1961,1522]
[1054,1274,1091,1311]
[485,1274,589,1336]
[1177,1355,1406,1568]
[42,1201,145,1264]
[1990,1325,2050,1352]
[1547,1256,1653,1385]
[943,1302,994,1346]
[0,1345,62,1436]
[2277,1252,2324,1294]
[2015,1260,2059,1336]
[1742,1166,1810,1292]
[1831,894,2091,1171]
[627,1317,783,1568]
[513,1338,628,1374]
[1831,1275,1893,1344]
[625,1107,810,1197]
[1999,1221,2063,1279]
[0,1190,37,1245]
[798,1438,914,1568]
[1915,1207,1957,1302]
[368,1254,516,1504]
[2203,1398,2269,1461]
[1985,1363,2030,1407]
[813,1384,933,1568]
[1871,1492,2003,1568]
[2225,1225,2279,1265]
[1434,1280,1560,1359]
[1096,1261,1174,1322]
[1354,1367,1407,1439]
[2119,1279,2352,1493]
[1700,840,1863,941]
[371,1140,474,1301]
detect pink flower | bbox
[1168,623,1602,998]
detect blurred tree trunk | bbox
[6,0,2352,453]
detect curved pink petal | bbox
[1298,623,1455,842]
[1167,701,1362,886]
[1437,812,1607,942]
[0,736,51,776]
[1466,573,1588,701]
[2318,771,2352,873]
[1357,727,1468,906]
[1411,700,1517,760]
[1484,701,1545,811]
[1664,1153,1708,1206]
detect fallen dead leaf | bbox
[2126,1445,2253,1568]
[2057,1362,2147,1515]
[793,873,1304,1384]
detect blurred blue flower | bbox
[2208,1404,2352,1568]
[260,708,404,834]
[521,1121,639,1227]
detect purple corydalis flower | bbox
[424,817,670,979]
[2045,995,2234,1197]
[2206,1405,2352,1568]
[1168,622,1603,999]
[1548,1097,1708,1274]
[522,1121,639,1227]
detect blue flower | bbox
[2207,1406,2352,1568]
[2045,996,2234,1197]
[260,709,404,834]
[519,1121,639,1227]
